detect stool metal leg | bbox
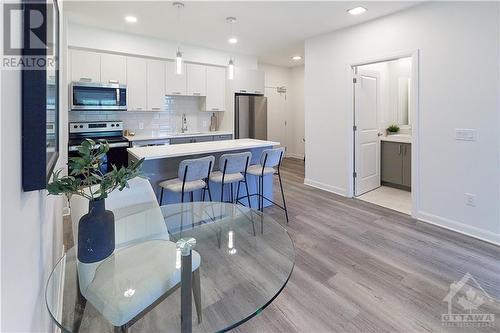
[159,188,164,205]
[244,177,252,209]
[277,169,289,223]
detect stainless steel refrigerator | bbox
[234,94,267,140]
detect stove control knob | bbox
[79,125,83,128]
[73,125,77,128]
[116,123,120,127]
[111,124,115,127]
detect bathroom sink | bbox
[382,134,412,143]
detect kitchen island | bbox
[128,139,280,206]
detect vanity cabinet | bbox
[381,141,411,190]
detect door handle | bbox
[377,132,383,137]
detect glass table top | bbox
[46,202,295,332]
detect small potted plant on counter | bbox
[386,124,400,135]
[48,139,144,263]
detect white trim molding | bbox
[285,152,304,160]
[304,178,347,196]
[417,211,500,246]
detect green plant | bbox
[47,139,145,201]
[387,124,400,133]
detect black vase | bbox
[77,199,115,263]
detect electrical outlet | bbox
[464,193,476,207]
[202,121,207,127]
[139,122,144,130]
[455,129,477,141]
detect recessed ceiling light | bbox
[228,37,238,44]
[292,56,302,61]
[124,16,137,23]
[347,6,367,16]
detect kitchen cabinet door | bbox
[147,59,166,111]
[249,69,265,94]
[165,61,187,95]
[381,141,403,185]
[402,143,412,187]
[186,64,207,96]
[205,66,226,111]
[100,53,127,84]
[126,57,147,111]
[70,49,100,83]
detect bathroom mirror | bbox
[397,77,411,126]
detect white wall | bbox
[305,2,500,244]
[260,64,305,159]
[68,23,258,69]
[0,2,66,331]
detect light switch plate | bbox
[455,129,477,141]
[464,193,476,207]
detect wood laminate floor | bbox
[63,158,500,332]
[234,158,499,332]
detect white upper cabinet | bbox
[70,49,100,83]
[205,66,226,111]
[165,61,187,95]
[126,57,147,111]
[186,63,207,96]
[100,53,127,84]
[147,59,166,111]
[233,68,265,94]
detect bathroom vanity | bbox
[381,135,411,191]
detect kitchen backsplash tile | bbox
[68,96,213,136]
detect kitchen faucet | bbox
[181,113,188,133]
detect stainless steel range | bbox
[68,121,130,173]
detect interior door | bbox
[354,69,381,196]
[265,87,287,149]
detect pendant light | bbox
[173,2,184,75]
[226,17,237,80]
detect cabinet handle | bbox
[173,92,181,95]
[152,107,161,110]
[255,91,261,94]
[135,107,143,110]
[108,79,118,83]
[211,108,219,111]
[192,92,201,96]
[239,90,247,93]
[398,144,402,155]
[79,77,92,82]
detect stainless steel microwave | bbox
[70,82,127,111]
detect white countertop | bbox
[128,139,280,160]
[125,131,233,142]
[381,134,412,144]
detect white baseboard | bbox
[54,245,66,333]
[303,178,347,196]
[416,211,500,246]
[285,152,304,160]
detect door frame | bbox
[346,50,420,218]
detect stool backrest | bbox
[220,152,252,174]
[178,156,215,182]
[261,147,284,168]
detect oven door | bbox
[68,141,130,175]
[70,82,127,111]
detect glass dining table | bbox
[46,202,295,333]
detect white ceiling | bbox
[65,1,421,67]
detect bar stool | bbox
[158,156,214,204]
[209,152,252,207]
[247,147,288,223]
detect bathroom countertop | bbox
[125,131,233,142]
[380,134,412,144]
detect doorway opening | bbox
[351,54,417,215]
